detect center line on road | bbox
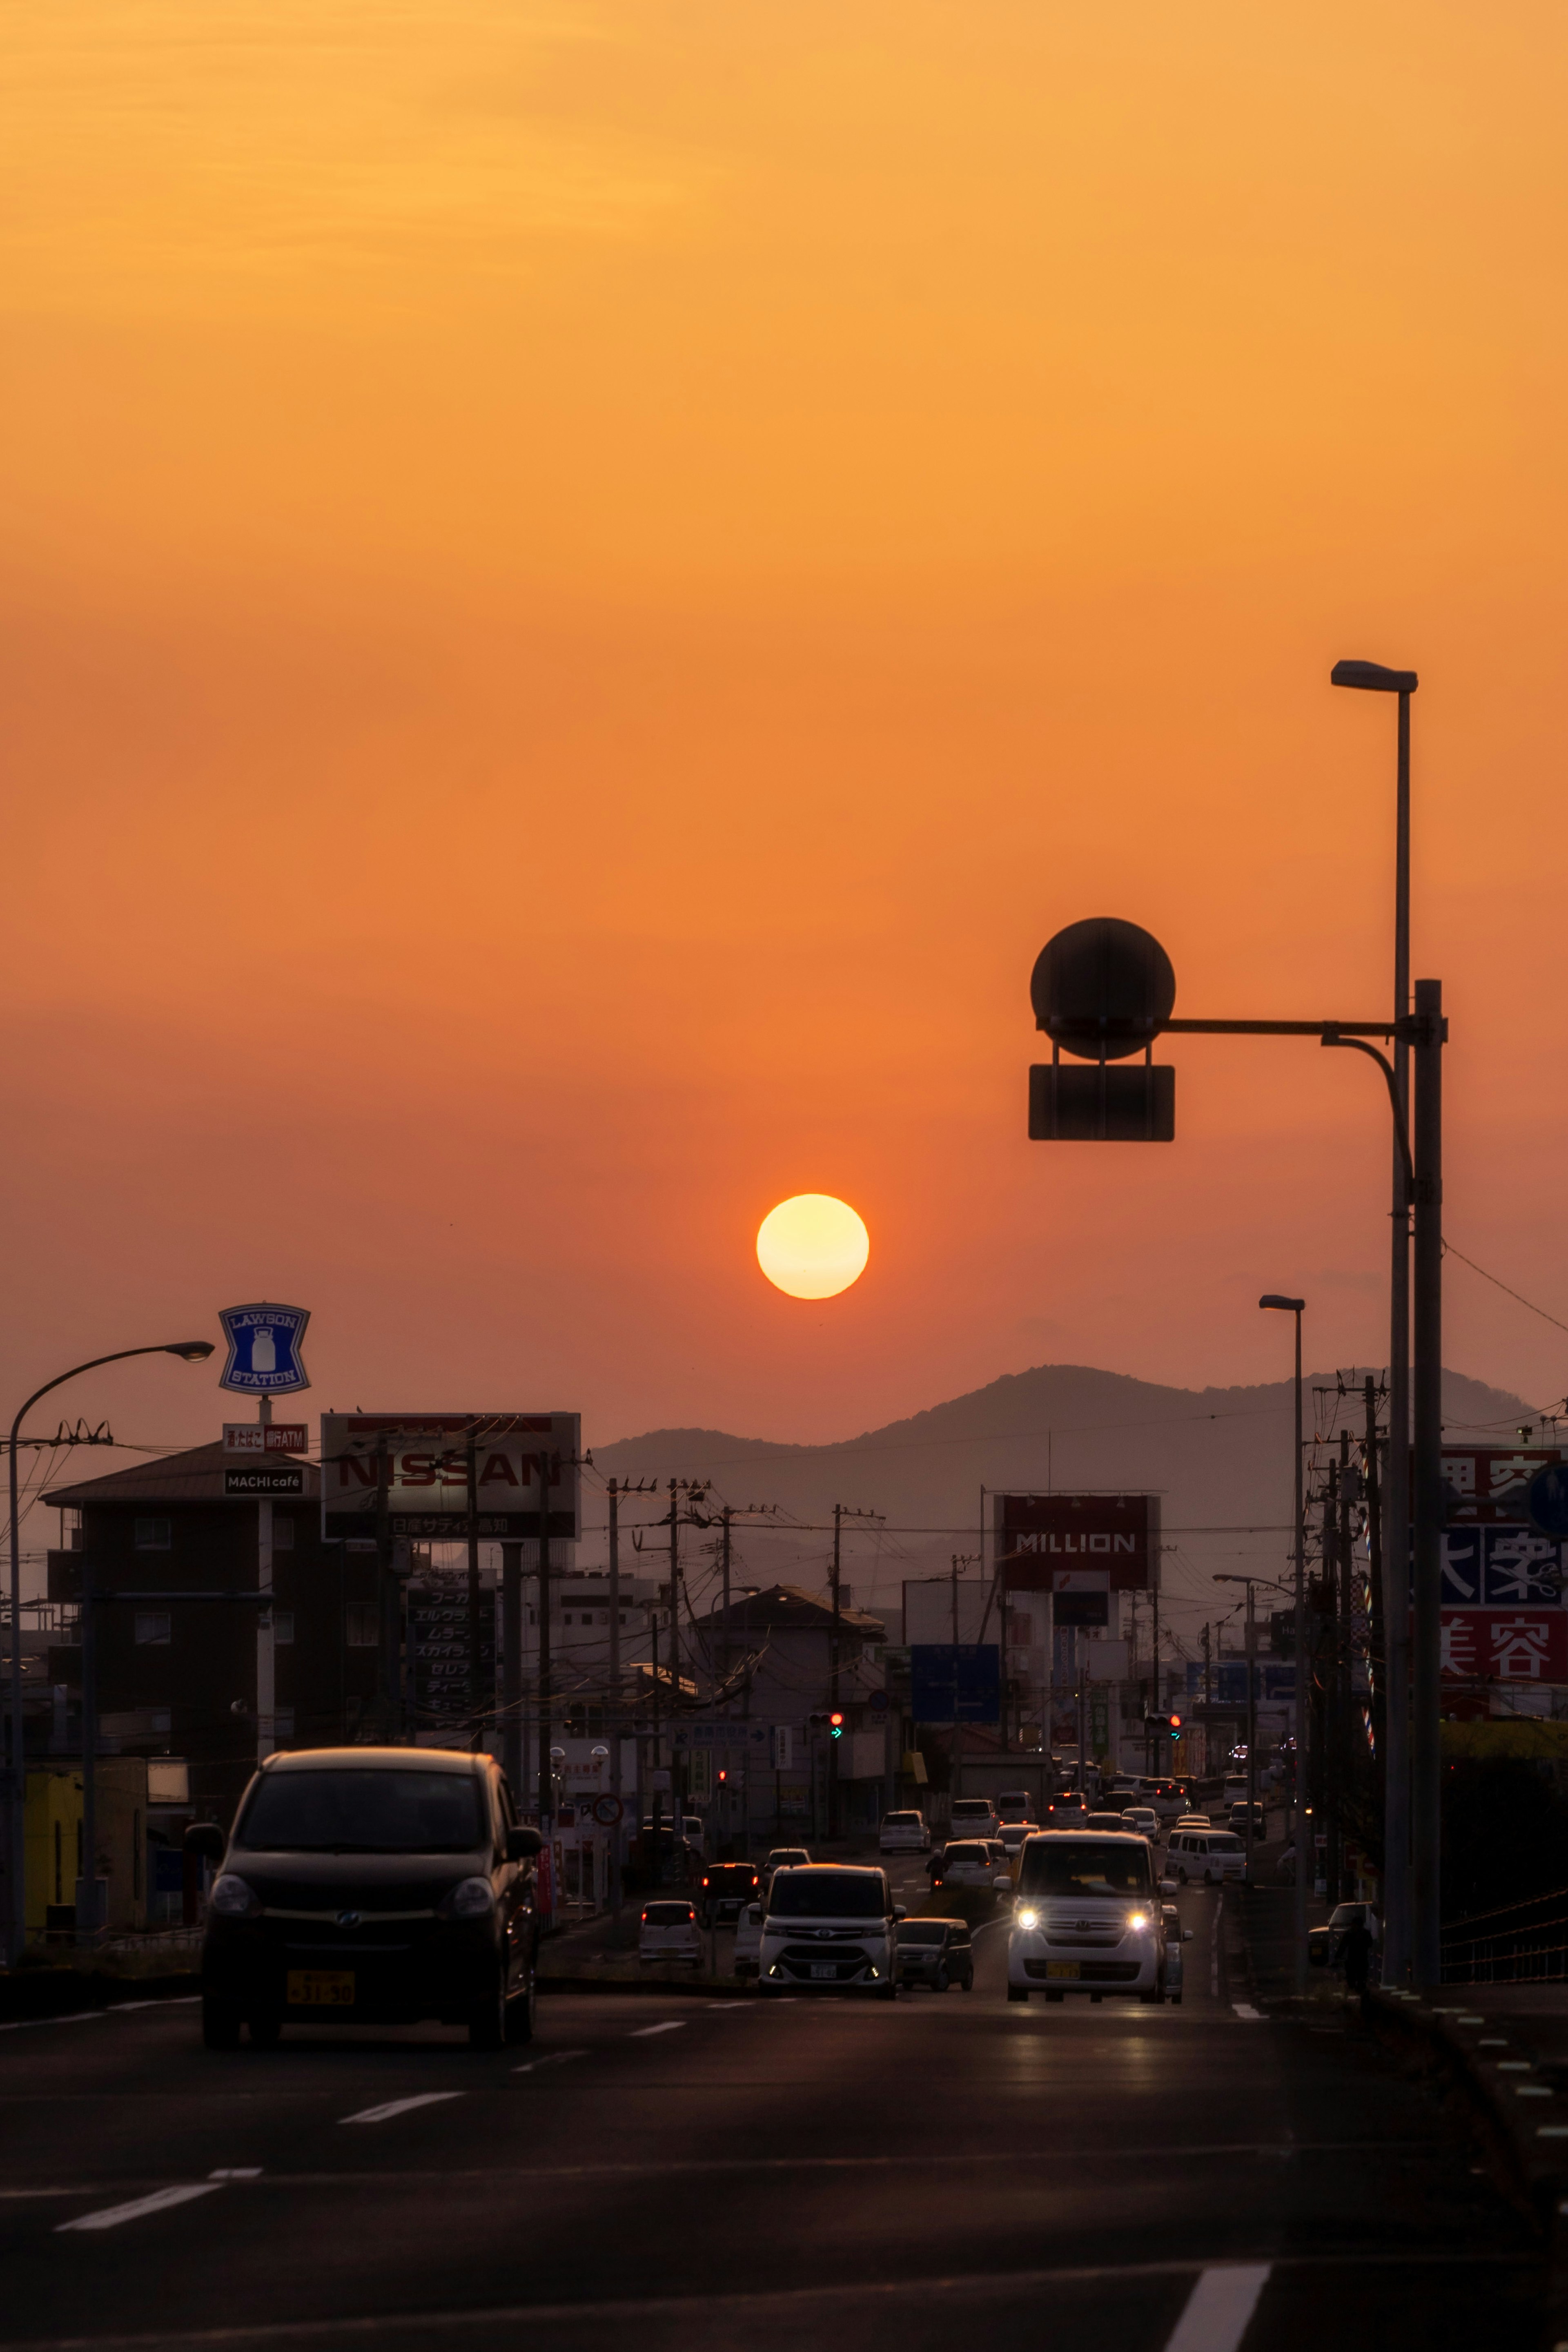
[57,2183,223,2234]
[630,2021,686,2038]
[339,2092,466,2125]
[512,2051,588,2074]
[1163,2263,1271,2352]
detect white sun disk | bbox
[756,1195,870,1300]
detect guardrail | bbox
[1441,1885,1568,1983]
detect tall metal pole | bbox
[1244,1580,1256,1886]
[77,1549,96,1937]
[1292,1308,1308,1993]
[500,1539,523,1797]
[829,1505,842,1840]
[608,1480,622,1919]
[1383,686,1414,1986]
[536,1452,553,1836]
[465,1436,482,1753]
[1411,978,1445,1986]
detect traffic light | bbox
[1167,1712,1182,1741]
[1144,1712,1181,1741]
[716,1768,728,1787]
[829,1712,844,1740]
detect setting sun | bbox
[756,1195,870,1300]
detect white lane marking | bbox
[707,2002,750,2010]
[0,2011,111,2033]
[339,2091,465,2125]
[1163,2262,1271,2352]
[1232,2003,1263,2022]
[512,2051,588,2074]
[57,2183,223,2234]
[208,2168,261,2180]
[630,2020,686,2038]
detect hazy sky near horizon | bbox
[4,0,1568,1466]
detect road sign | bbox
[770,1724,793,1769]
[218,1304,310,1396]
[224,1422,309,1456]
[592,1795,623,1827]
[909,1644,1000,1725]
[223,1464,304,1496]
[1030,918,1176,1059]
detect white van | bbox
[1007,1832,1170,2005]
[1167,1828,1246,1886]
[757,1866,904,1999]
[948,1797,1001,1841]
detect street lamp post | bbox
[1260,1296,1308,1993]
[1332,657,1417,1989]
[6,1340,214,1965]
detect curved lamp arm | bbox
[1321,1032,1413,1192]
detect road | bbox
[0,1875,1545,2352]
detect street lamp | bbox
[1260,1294,1308,1993]
[1333,656,1417,1992]
[6,1340,214,1964]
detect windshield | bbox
[883,1813,921,1825]
[1016,1839,1154,1899]
[239,1768,486,1855]
[644,1902,695,1924]
[942,1842,985,1862]
[768,1869,887,1919]
[896,1923,946,1945]
[951,1803,991,1820]
[1209,1834,1243,1853]
[706,1866,756,1884]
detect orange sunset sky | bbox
[3,1,1567,1472]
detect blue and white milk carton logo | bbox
[218,1303,311,1395]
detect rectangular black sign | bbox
[224,1465,304,1496]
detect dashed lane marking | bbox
[512,2051,587,2074]
[1163,2263,1271,2352]
[1232,2004,1263,2022]
[0,2013,109,2034]
[339,2092,466,2125]
[209,2169,262,2180]
[56,2183,223,2234]
[629,2021,686,2038]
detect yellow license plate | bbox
[1045,1961,1080,1980]
[286,1970,355,2007]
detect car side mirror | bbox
[893,1904,907,1919]
[183,1822,225,1863]
[992,1875,1013,1892]
[506,1826,543,1862]
[1159,1878,1178,1895]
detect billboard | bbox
[320,1413,580,1543]
[1441,1611,1568,1683]
[1440,1446,1565,1523]
[409,1582,495,1729]
[994,1492,1158,1592]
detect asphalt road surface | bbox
[0,1879,1546,2352]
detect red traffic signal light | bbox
[829,1712,844,1739]
[1168,1713,1182,1737]
[716,1768,728,1785]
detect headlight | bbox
[1125,1911,1149,1934]
[208,1873,260,1919]
[1016,1906,1041,1931]
[437,1876,496,1920]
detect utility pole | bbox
[375,1431,395,1739]
[1411,977,1445,1986]
[649,1598,664,1889]
[1338,1428,1355,1903]
[536,1450,554,1844]
[500,1538,523,1797]
[608,1478,622,1919]
[950,1550,962,1807]
[465,1434,482,1754]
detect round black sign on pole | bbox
[1029,918,1176,1060]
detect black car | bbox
[189,1748,542,2052]
[895,1917,974,1991]
[700,1862,761,1927]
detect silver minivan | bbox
[1167,1828,1246,1885]
[757,1865,904,1999]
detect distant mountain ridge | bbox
[589,1361,1535,1648]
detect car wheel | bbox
[468,1973,508,2050]
[935,1965,950,1993]
[247,2012,281,2049]
[1006,1985,1029,2004]
[875,1979,897,2002]
[504,1965,536,2046]
[1170,1990,1183,2005]
[962,1973,974,1992]
[202,1995,242,2051]
[1045,1990,1065,2004]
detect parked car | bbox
[639,1898,704,1969]
[1166,1828,1246,1886]
[895,1917,974,1991]
[948,1798,1002,1841]
[699,1862,760,1927]
[192,1746,543,2051]
[1310,1901,1382,1969]
[733,1901,764,1980]
[758,1865,903,1997]
[879,1810,931,1853]
[761,1846,812,1889]
[1163,1902,1193,2002]
[1120,1806,1161,1844]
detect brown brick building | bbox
[43,1443,382,1829]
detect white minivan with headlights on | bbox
[1006,1832,1170,2006]
[757,1865,904,2000]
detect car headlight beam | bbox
[1016,1906,1040,1931]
